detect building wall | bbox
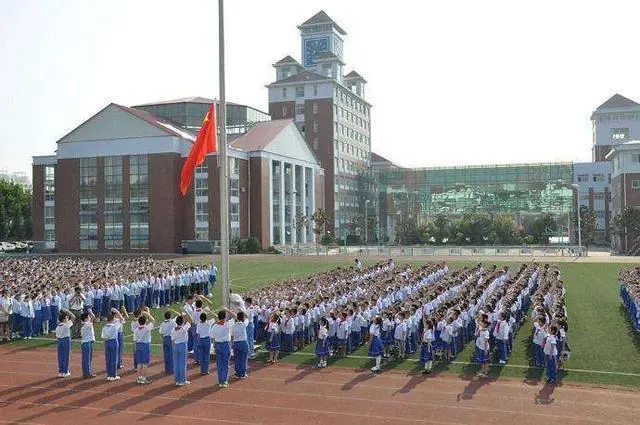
[31,165,45,241]
[249,157,271,248]
[148,153,184,253]
[573,161,612,243]
[239,159,250,237]
[207,156,221,241]
[269,101,296,120]
[592,110,640,161]
[55,159,80,251]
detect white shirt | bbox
[159,319,175,337]
[369,323,381,337]
[476,329,489,351]
[134,323,154,343]
[81,321,95,343]
[318,326,328,340]
[212,322,232,342]
[55,321,72,339]
[171,322,191,344]
[394,321,407,341]
[196,320,216,338]
[101,322,120,340]
[544,335,558,356]
[231,319,249,341]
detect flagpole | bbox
[218,0,230,308]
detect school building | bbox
[31,99,324,252]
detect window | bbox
[282,87,287,98]
[44,206,55,227]
[632,154,640,163]
[313,84,318,96]
[79,158,97,250]
[130,155,149,249]
[195,175,208,197]
[313,138,319,150]
[577,174,588,182]
[229,157,240,176]
[633,180,640,190]
[611,128,629,141]
[295,104,304,115]
[44,166,55,202]
[104,156,123,249]
[594,192,605,200]
[230,202,240,222]
[282,105,287,116]
[593,173,605,182]
[313,121,318,133]
[312,102,318,114]
[230,178,239,198]
[295,86,304,97]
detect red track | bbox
[0,346,638,425]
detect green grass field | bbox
[9,257,640,387]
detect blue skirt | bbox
[475,347,489,364]
[136,342,151,365]
[381,330,393,345]
[369,335,383,357]
[269,332,281,351]
[315,338,330,357]
[420,342,433,363]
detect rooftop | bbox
[230,119,293,152]
[298,10,347,35]
[344,70,367,83]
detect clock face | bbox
[304,37,330,67]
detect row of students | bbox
[619,267,640,332]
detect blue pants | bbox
[152,290,160,307]
[50,307,60,327]
[546,355,557,382]
[198,336,211,374]
[22,317,33,338]
[282,333,294,353]
[162,335,173,373]
[57,337,70,374]
[133,340,138,369]
[246,322,255,358]
[215,341,231,384]
[82,341,93,377]
[350,331,360,351]
[110,300,119,312]
[105,339,118,378]
[187,327,195,352]
[173,342,187,384]
[117,332,124,368]
[164,289,171,306]
[34,310,41,336]
[101,296,110,318]
[233,340,249,378]
[497,339,508,363]
[93,299,101,315]
[124,295,134,313]
[535,344,544,367]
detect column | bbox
[269,160,274,246]
[280,160,285,245]
[301,167,307,244]
[291,165,297,245]
[310,170,316,244]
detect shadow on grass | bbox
[619,305,640,353]
[456,350,505,401]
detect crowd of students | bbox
[619,267,640,332]
[0,256,574,388]
[0,257,217,342]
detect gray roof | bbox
[274,55,300,66]
[315,51,345,64]
[298,10,346,35]
[344,70,367,83]
[591,94,640,120]
[267,70,330,86]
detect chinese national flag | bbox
[180,104,217,196]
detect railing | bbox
[276,244,587,257]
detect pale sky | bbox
[1,0,639,176]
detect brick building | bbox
[32,101,323,252]
[607,141,640,253]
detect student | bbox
[101,308,123,381]
[369,316,384,372]
[533,316,547,368]
[21,295,34,339]
[420,318,434,375]
[133,307,155,384]
[315,317,330,368]
[0,290,12,342]
[493,312,510,365]
[80,311,96,378]
[245,297,256,359]
[268,313,281,364]
[212,310,232,388]
[394,312,407,359]
[196,311,216,375]
[130,309,142,371]
[475,318,490,378]
[171,313,193,386]
[55,309,75,377]
[336,312,349,356]
[159,310,178,374]
[225,308,250,379]
[544,324,559,384]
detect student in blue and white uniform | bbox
[171,313,193,386]
[196,311,216,375]
[80,311,96,378]
[212,310,232,388]
[55,309,75,378]
[475,318,490,378]
[369,316,384,372]
[315,317,330,368]
[267,313,281,363]
[133,307,155,384]
[229,309,250,379]
[420,318,434,374]
[11,294,23,338]
[159,310,178,374]
[544,324,559,384]
[21,295,34,339]
[101,308,124,381]
[244,297,256,359]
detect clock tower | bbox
[298,10,347,70]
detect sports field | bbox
[10,256,640,388]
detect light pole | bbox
[571,183,582,254]
[365,199,371,245]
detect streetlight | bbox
[571,184,582,254]
[365,199,371,245]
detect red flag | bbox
[179,104,217,196]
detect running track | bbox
[0,347,638,425]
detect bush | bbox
[321,233,335,246]
[264,246,282,254]
[245,237,261,254]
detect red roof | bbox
[230,120,293,152]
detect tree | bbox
[310,208,331,252]
[492,214,521,245]
[575,207,597,251]
[0,180,31,240]
[529,213,557,245]
[613,206,640,253]
[395,217,423,245]
[293,213,308,247]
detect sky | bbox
[1,0,640,176]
